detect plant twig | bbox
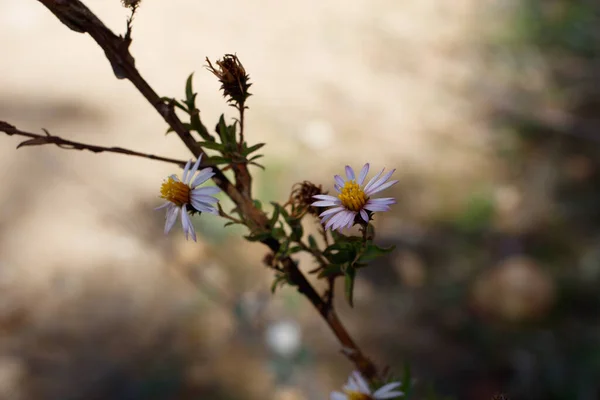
[0,121,187,167]
[34,0,380,381]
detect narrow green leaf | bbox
[269,203,280,226]
[317,265,343,278]
[244,232,271,242]
[243,142,266,156]
[197,141,225,151]
[185,73,195,104]
[308,235,318,250]
[357,244,396,263]
[253,200,263,210]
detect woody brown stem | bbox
[33,0,379,381]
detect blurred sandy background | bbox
[1,1,600,399]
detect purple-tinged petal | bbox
[334,184,342,193]
[345,166,355,181]
[190,194,219,204]
[325,212,345,230]
[181,205,197,242]
[181,160,192,183]
[365,180,398,196]
[319,206,345,217]
[373,382,402,398]
[360,209,369,222]
[367,197,396,204]
[164,205,179,234]
[186,157,202,185]
[364,203,391,212]
[357,163,370,185]
[192,186,221,196]
[365,169,396,194]
[191,168,215,187]
[351,371,371,394]
[334,175,345,187]
[155,201,172,210]
[313,194,339,201]
[363,168,385,192]
[313,200,341,207]
[190,198,218,213]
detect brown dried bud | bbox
[290,181,325,218]
[121,0,142,9]
[263,252,277,268]
[205,54,252,107]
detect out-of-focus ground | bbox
[1,1,599,399]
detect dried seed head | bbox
[205,54,252,107]
[121,0,142,9]
[290,181,325,218]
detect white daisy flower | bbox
[312,163,398,231]
[156,156,220,241]
[331,370,403,400]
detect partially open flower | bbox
[205,54,252,106]
[312,163,397,231]
[156,156,220,241]
[331,371,403,400]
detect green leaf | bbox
[357,243,396,263]
[248,154,264,161]
[185,73,195,105]
[308,235,318,250]
[205,156,232,165]
[243,142,265,155]
[271,227,286,240]
[288,246,302,254]
[290,220,303,241]
[244,231,271,242]
[401,362,413,399]
[317,264,343,278]
[196,141,225,151]
[253,200,263,210]
[344,267,356,307]
[269,203,280,226]
[190,112,214,142]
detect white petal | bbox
[365,169,395,193]
[334,175,345,187]
[155,201,172,210]
[313,194,339,201]
[191,168,215,187]
[367,197,396,204]
[351,371,371,394]
[191,198,218,214]
[330,392,348,400]
[164,205,179,234]
[373,382,402,397]
[363,168,385,192]
[365,180,398,196]
[325,212,345,230]
[313,200,341,207]
[190,193,219,204]
[357,163,370,185]
[192,186,221,196]
[181,205,197,242]
[364,203,391,212]
[320,206,345,217]
[186,157,202,185]
[345,165,355,181]
[181,160,192,183]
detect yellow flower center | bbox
[160,177,190,207]
[338,181,368,211]
[345,391,373,400]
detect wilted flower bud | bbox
[290,181,325,218]
[263,252,277,268]
[205,54,252,107]
[121,0,142,9]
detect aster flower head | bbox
[312,163,397,231]
[331,371,403,400]
[156,156,220,242]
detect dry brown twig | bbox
[3,0,381,381]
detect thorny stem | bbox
[32,0,380,382]
[217,203,244,225]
